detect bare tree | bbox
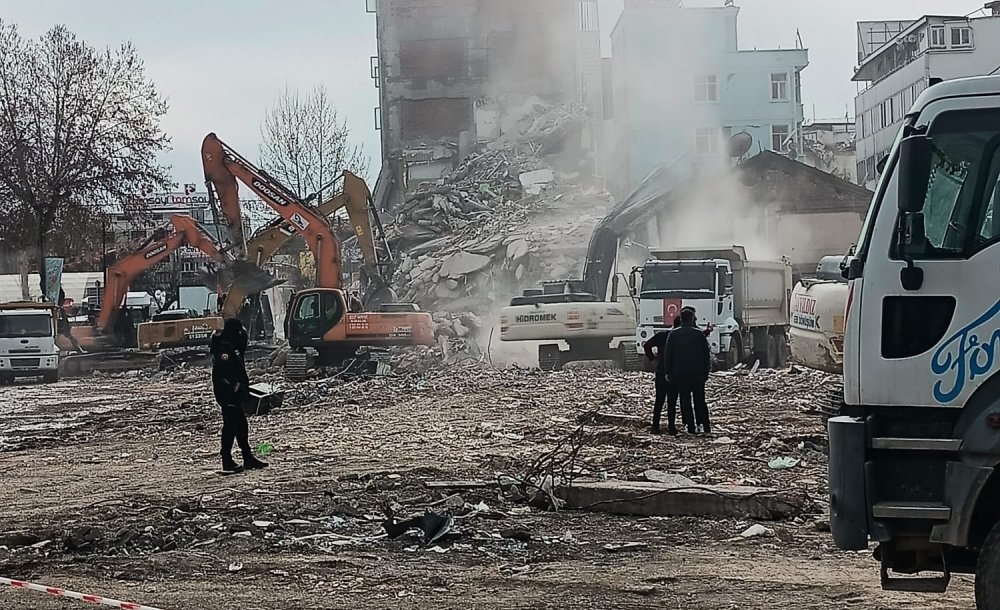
[260,84,368,202]
[0,22,170,296]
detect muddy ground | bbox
[0,365,976,609]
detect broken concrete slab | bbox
[519,169,554,195]
[559,479,805,520]
[438,250,492,278]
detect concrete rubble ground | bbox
[0,362,976,609]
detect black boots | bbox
[242,454,268,470]
[221,456,244,475]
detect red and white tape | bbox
[0,576,164,610]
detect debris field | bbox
[0,364,975,609]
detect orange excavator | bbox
[59,215,230,375]
[201,133,433,375]
[218,170,395,320]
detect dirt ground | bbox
[0,364,976,609]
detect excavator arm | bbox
[202,133,342,289]
[220,172,372,317]
[99,215,225,332]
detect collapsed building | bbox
[370,0,604,211]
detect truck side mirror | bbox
[898,134,932,213]
[628,268,638,296]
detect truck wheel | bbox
[977,518,1000,608]
[775,333,789,369]
[724,335,742,370]
[538,345,562,371]
[0,375,12,386]
[766,335,779,369]
[43,371,59,384]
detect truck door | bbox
[855,100,1000,407]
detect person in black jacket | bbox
[643,316,694,435]
[211,318,268,473]
[663,308,713,435]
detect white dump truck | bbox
[789,255,848,374]
[0,301,60,384]
[829,75,1000,604]
[631,246,792,369]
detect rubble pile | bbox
[389,311,485,374]
[388,103,614,314]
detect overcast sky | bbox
[0,0,988,189]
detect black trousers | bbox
[220,403,252,462]
[654,371,692,430]
[674,378,710,433]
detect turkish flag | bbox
[662,299,682,326]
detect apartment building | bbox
[854,5,1000,189]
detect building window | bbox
[794,71,802,103]
[930,26,946,48]
[771,124,790,152]
[950,26,972,47]
[694,127,722,155]
[770,73,788,101]
[879,102,887,130]
[693,74,718,102]
[860,113,866,138]
[857,162,866,185]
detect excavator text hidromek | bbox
[201,133,433,375]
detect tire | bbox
[43,370,59,384]
[775,333,789,369]
[766,335,779,369]
[724,334,742,370]
[977,518,1000,608]
[538,344,562,371]
[0,375,12,386]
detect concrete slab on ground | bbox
[559,477,804,520]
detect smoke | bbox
[655,171,783,261]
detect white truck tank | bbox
[789,256,847,374]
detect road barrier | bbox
[0,576,164,609]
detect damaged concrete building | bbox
[371,0,604,209]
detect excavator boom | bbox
[202,133,342,289]
[99,215,225,332]
[221,171,377,317]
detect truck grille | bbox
[11,358,41,368]
[819,382,845,419]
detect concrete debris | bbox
[387,101,612,317]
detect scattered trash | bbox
[768,457,801,470]
[739,524,773,539]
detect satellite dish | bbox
[728,131,753,158]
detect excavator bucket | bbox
[203,260,285,297]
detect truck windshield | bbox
[0,313,53,338]
[901,108,1000,258]
[641,266,715,297]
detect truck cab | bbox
[829,75,1000,604]
[632,246,791,369]
[633,257,734,362]
[0,302,60,384]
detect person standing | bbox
[211,318,268,473]
[643,316,694,435]
[663,308,713,435]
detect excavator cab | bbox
[287,288,347,346]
